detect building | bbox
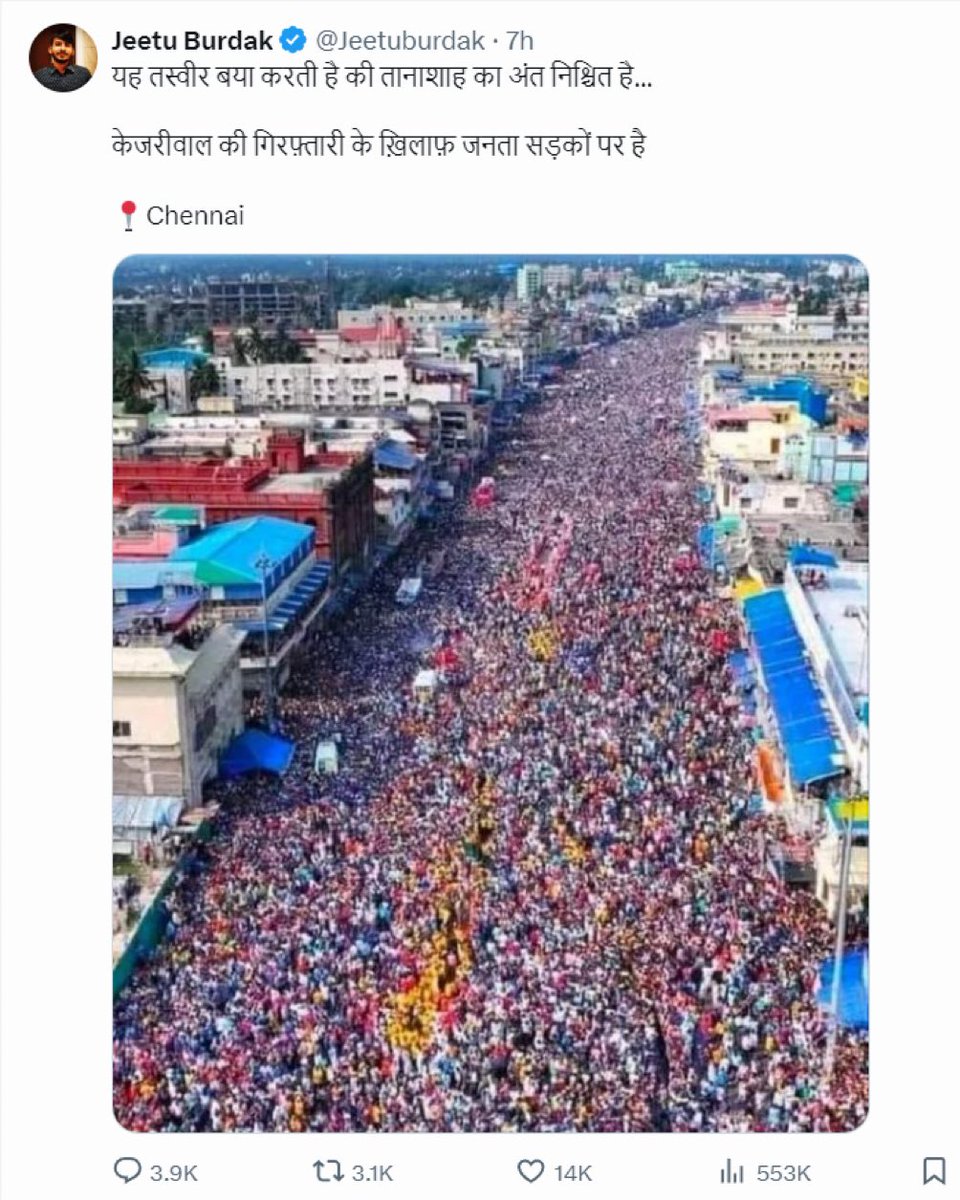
[704,405,813,479]
[784,429,869,486]
[140,346,210,415]
[783,559,868,789]
[516,263,544,302]
[113,614,246,807]
[164,515,333,695]
[213,358,408,411]
[113,439,376,574]
[783,558,869,918]
[206,278,303,326]
[542,264,575,294]
[113,294,209,339]
[664,260,701,284]
[373,438,426,543]
[113,414,151,456]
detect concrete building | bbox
[734,336,868,382]
[782,559,869,919]
[704,405,813,479]
[113,440,376,574]
[783,561,868,789]
[206,278,304,326]
[113,619,246,807]
[213,358,408,411]
[516,263,544,302]
[784,429,869,486]
[542,264,575,294]
[664,260,701,284]
[139,347,210,415]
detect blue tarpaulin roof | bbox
[818,948,869,1030]
[374,441,421,471]
[742,589,845,785]
[140,347,208,370]
[169,517,314,588]
[219,729,295,778]
[789,545,839,568]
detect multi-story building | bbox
[113,617,246,807]
[113,437,376,574]
[212,358,408,411]
[541,264,575,294]
[206,278,305,326]
[516,263,544,302]
[704,405,813,479]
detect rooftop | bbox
[804,564,869,703]
[169,516,315,586]
[140,346,208,370]
[113,624,245,683]
[707,405,776,425]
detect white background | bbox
[1,1,957,1196]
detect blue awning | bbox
[375,441,421,471]
[790,545,838,568]
[232,617,288,634]
[272,562,331,622]
[818,948,869,1030]
[743,589,845,785]
[220,729,295,778]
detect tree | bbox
[201,329,215,354]
[232,332,249,365]
[456,334,478,360]
[114,350,155,413]
[274,324,306,363]
[834,303,848,329]
[246,323,268,363]
[190,360,222,402]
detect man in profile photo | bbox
[33,27,92,92]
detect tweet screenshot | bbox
[1,0,957,1196]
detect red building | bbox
[113,433,375,574]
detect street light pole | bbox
[255,551,275,732]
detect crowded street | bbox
[113,325,869,1133]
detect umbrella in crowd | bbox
[114,325,868,1133]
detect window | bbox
[783,496,799,510]
[739,497,752,510]
[113,720,131,738]
[770,438,781,454]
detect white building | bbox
[212,358,408,411]
[542,263,575,294]
[783,561,869,789]
[516,263,544,302]
[113,625,247,807]
[142,366,192,414]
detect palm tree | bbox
[247,323,268,364]
[114,350,154,413]
[190,360,222,402]
[232,332,250,366]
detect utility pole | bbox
[254,551,275,731]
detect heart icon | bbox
[517,1159,545,1183]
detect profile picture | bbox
[30,23,97,92]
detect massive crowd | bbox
[113,326,868,1133]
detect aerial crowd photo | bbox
[111,254,869,1133]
